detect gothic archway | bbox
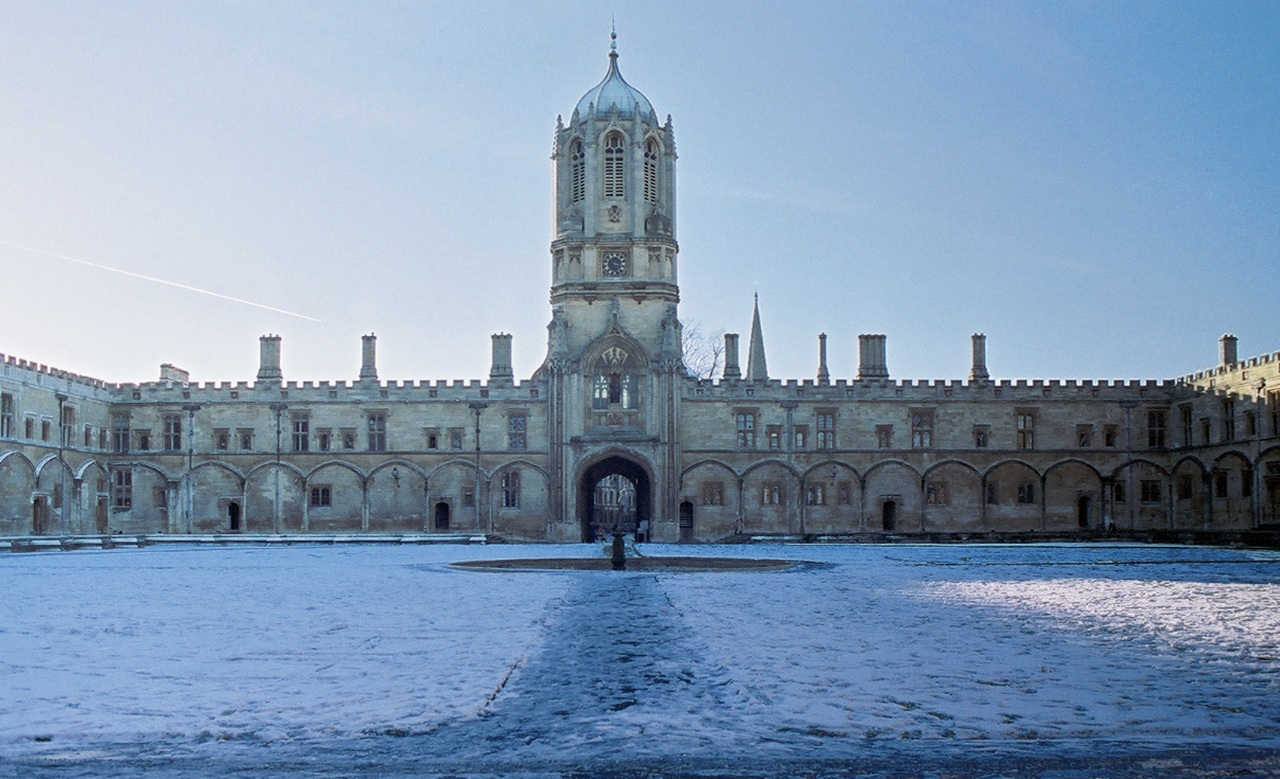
[578,454,652,543]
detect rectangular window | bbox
[99,429,107,450]
[341,428,357,450]
[1244,411,1257,438]
[238,428,254,450]
[1181,405,1194,447]
[310,486,332,507]
[1140,480,1163,504]
[152,486,167,509]
[876,425,893,449]
[911,410,934,449]
[367,413,387,452]
[83,424,93,448]
[41,418,51,442]
[816,411,836,449]
[973,426,989,449]
[702,482,724,506]
[111,468,132,509]
[1113,481,1127,503]
[1017,482,1036,504]
[317,429,331,452]
[135,430,151,451]
[113,414,133,451]
[805,484,825,506]
[508,414,527,450]
[1146,409,1167,447]
[214,429,229,450]
[1271,391,1280,436]
[1222,401,1235,443]
[0,393,12,438]
[837,481,852,505]
[985,481,999,505]
[449,428,464,449]
[1201,418,1212,445]
[463,488,475,508]
[766,425,781,449]
[1243,468,1253,498]
[1016,411,1035,450]
[926,481,949,505]
[761,482,783,505]
[425,428,440,450]
[735,412,755,448]
[292,416,310,452]
[501,470,520,508]
[24,416,34,439]
[1104,425,1118,448]
[1076,425,1092,448]
[1214,471,1228,499]
[163,414,182,451]
[61,406,75,448]
[794,426,808,449]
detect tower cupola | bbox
[574,32,656,122]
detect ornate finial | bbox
[610,19,617,57]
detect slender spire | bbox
[610,20,617,60]
[746,294,769,382]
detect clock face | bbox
[602,251,629,277]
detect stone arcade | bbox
[2,39,1278,542]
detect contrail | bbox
[0,240,321,322]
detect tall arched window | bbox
[603,133,625,198]
[643,139,659,204]
[569,139,585,203]
[590,346,639,411]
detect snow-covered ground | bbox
[1,543,1278,778]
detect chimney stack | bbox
[969,333,990,382]
[817,333,830,383]
[1219,334,1238,367]
[257,335,283,382]
[722,333,741,380]
[359,333,379,382]
[490,333,514,382]
[857,334,889,379]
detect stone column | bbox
[490,333,514,382]
[970,333,990,382]
[1219,334,1238,367]
[722,333,741,380]
[817,333,830,383]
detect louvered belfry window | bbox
[603,133,625,198]
[570,139,585,203]
[643,139,659,203]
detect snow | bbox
[1,543,1278,777]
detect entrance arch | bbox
[228,502,241,532]
[882,499,897,531]
[577,454,652,543]
[434,501,451,531]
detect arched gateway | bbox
[578,455,651,543]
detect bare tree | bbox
[681,320,724,380]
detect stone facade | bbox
[1,43,1277,542]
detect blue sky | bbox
[0,1,1275,384]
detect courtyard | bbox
[2,541,1279,777]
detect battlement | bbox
[1178,350,1280,387]
[0,353,111,392]
[686,375,1183,402]
[111,376,545,403]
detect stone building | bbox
[1,39,1278,542]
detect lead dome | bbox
[574,33,655,120]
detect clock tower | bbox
[542,33,683,541]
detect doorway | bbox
[578,455,651,543]
[882,500,896,531]
[32,496,48,535]
[1077,495,1091,529]
[679,501,694,542]
[434,501,451,531]
[96,497,108,533]
[228,502,241,532]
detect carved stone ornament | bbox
[608,204,622,223]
